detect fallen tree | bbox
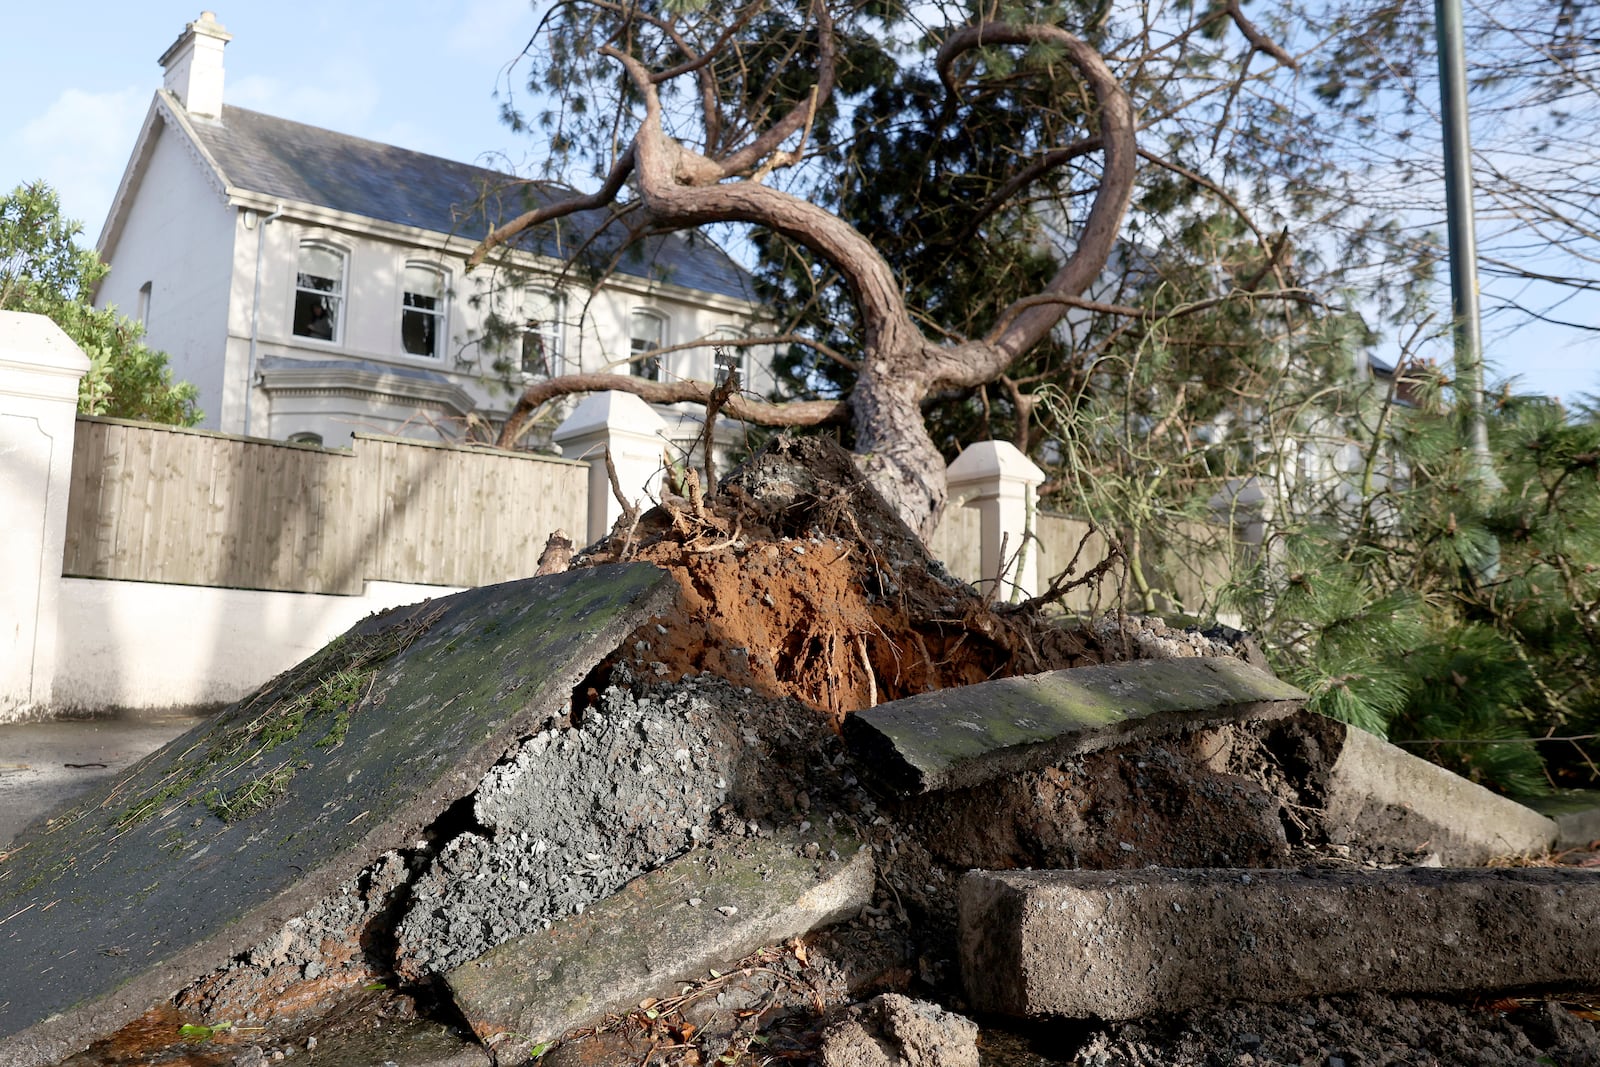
[470,0,1298,542]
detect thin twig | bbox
[605,447,643,559]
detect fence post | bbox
[552,390,670,545]
[946,440,1046,602]
[0,312,89,720]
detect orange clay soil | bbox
[579,435,1115,728]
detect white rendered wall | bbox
[0,314,90,719]
[97,114,771,446]
[96,122,237,430]
[51,577,462,714]
[246,218,773,443]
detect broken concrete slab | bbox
[392,677,749,981]
[447,823,873,1063]
[54,1006,489,1067]
[1527,792,1600,850]
[960,866,1600,1021]
[843,657,1306,794]
[0,564,674,1067]
[1322,722,1559,864]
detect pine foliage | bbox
[1229,371,1600,796]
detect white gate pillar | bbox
[0,312,89,720]
[552,391,669,545]
[946,440,1046,602]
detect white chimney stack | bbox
[158,11,232,120]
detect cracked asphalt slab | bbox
[0,564,674,1067]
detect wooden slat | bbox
[930,505,983,587]
[61,420,591,595]
[61,420,103,577]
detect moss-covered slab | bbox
[843,657,1307,794]
[0,564,674,1067]
[446,824,873,1063]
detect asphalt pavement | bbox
[0,713,208,847]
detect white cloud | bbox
[10,86,149,238]
[228,72,382,136]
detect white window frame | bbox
[711,325,748,385]
[629,308,666,381]
[518,289,567,378]
[401,262,448,359]
[292,240,348,345]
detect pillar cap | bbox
[0,312,90,374]
[552,389,669,447]
[946,440,1045,490]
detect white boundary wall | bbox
[50,577,463,715]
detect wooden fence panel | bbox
[1036,514,1123,613]
[353,434,587,588]
[63,419,360,594]
[1034,513,1246,617]
[63,422,587,594]
[929,505,983,586]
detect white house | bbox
[94,11,772,452]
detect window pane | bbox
[300,245,344,284]
[294,291,336,339]
[520,289,564,375]
[402,307,437,356]
[402,265,445,357]
[294,243,344,342]
[521,331,551,376]
[525,289,561,323]
[404,265,442,300]
[630,310,663,380]
[713,327,745,383]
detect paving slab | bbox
[1323,722,1559,863]
[843,658,1306,794]
[960,866,1600,1021]
[0,564,675,1067]
[447,824,874,1063]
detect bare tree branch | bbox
[935,23,1139,375]
[467,148,637,269]
[495,372,847,447]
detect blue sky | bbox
[0,3,540,246]
[2,2,1594,404]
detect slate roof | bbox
[187,105,755,302]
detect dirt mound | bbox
[577,435,1110,726]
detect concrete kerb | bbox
[1558,807,1600,850]
[447,824,874,1063]
[960,866,1600,1021]
[843,657,1308,794]
[1322,722,1559,864]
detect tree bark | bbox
[481,15,1141,545]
